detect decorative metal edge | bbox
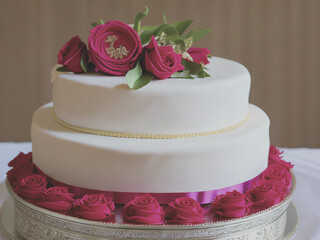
[51,110,250,139]
[4,173,296,239]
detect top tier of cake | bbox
[52,57,250,136]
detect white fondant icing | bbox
[52,57,250,135]
[32,103,270,193]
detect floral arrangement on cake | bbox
[6,146,294,225]
[56,7,212,89]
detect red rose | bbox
[73,194,115,221]
[246,180,284,213]
[187,47,210,65]
[143,36,185,79]
[268,146,294,170]
[260,164,292,192]
[166,197,205,225]
[123,194,164,225]
[36,186,75,212]
[17,174,47,200]
[88,20,142,75]
[211,190,250,219]
[7,152,35,186]
[57,35,88,73]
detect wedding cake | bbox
[6,8,294,234]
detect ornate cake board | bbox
[0,198,298,240]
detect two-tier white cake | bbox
[31,57,270,197]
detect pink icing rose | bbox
[166,197,205,225]
[187,47,210,65]
[36,186,75,212]
[123,194,164,225]
[57,35,88,73]
[143,36,185,79]
[72,194,115,221]
[7,152,35,186]
[268,146,294,170]
[260,164,292,192]
[88,20,142,75]
[246,180,284,213]
[211,190,250,219]
[16,174,47,200]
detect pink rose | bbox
[211,190,250,219]
[36,186,75,212]
[187,47,210,65]
[143,36,185,79]
[246,180,284,213]
[73,194,115,221]
[123,194,164,225]
[7,152,35,186]
[260,164,292,192]
[88,20,142,75]
[166,197,205,225]
[268,146,294,170]
[58,35,88,73]
[17,174,47,200]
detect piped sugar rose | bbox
[260,164,292,192]
[7,152,35,186]
[166,197,205,225]
[123,194,164,225]
[211,190,250,219]
[36,186,75,212]
[268,145,294,170]
[246,180,284,213]
[187,47,210,65]
[57,35,88,73]
[72,194,114,221]
[16,174,47,201]
[88,20,142,75]
[143,36,185,79]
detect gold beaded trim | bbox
[51,111,250,139]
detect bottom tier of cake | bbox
[31,103,270,195]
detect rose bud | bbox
[36,186,75,212]
[166,197,205,225]
[143,36,185,79]
[123,194,164,225]
[57,35,88,73]
[260,164,292,193]
[88,20,142,75]
[72,194,115,221]
[246,180,284,213]
[187,47,210,65]
[16,174,47,201]
[211,190,250,219]
[268,146,294,170]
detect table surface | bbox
[0,142,319,240]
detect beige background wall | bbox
[0,0,319,147]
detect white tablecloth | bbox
[0,142,319,239]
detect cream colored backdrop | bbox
[0,0,319,147]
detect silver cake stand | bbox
[0,176,298,240]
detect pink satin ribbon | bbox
[36,166,258,204]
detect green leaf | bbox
[183,28,195,39]
[162,13,167,24]
[99,19,104,25]
[91,22,99,27]
[197,68,211,78]
[133,6,149,34]
[158,26,180,42]
[126,62,154,90]
[192,28,211,42]
[80,53,87,73]
[171,20,193,35]
[140,25,157,31]
[140,23,167,45]
[56,67,68,72]
[181,59,202,75]
[171,69,194,79]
